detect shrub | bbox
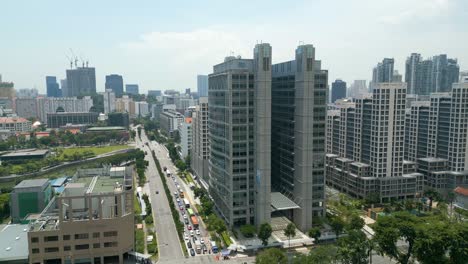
[240,224,256,238]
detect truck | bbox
[195,241,201,254]
[166,169,171,177]
[210,241,218,254]
[190,216,199,229]
[183,198,190,208]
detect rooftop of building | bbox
[454,186,468,196]
[418,157,447,163]
[0,117,29,123]
[87,126,127,131]
[0,224,29,262]
[1,149,49,159]
[14,178,49,189]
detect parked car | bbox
[192,236,197,243]
[184,233,189,241]
[190,230,194,236]
[174,191,178,196]
[187,225,192,231]
[183,215,188,219]
[190,248,196,256]
[200,238,204,244]
[196,230,201,236]
[176,198,180,202]
[187,241,192,248]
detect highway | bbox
[135,128,185,262]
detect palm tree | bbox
[284,223,296,249]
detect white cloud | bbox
[378,0,451,24]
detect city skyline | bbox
[1,0,467,93]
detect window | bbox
[104,242,118,248]
[63,235,70,240]
[64,246,71,251]
[75,233,89,240]
[44,236,59,242]
[32,248,39,254]
[93,232,100,238]
[44,247,59,253]
[103,231,118,237]
[93,243,100,249]
[75,244,89,250]
[31,237,39,243]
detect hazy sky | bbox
[1,0,467,94]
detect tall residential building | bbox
[65,67,96,97]
[46,76,61,97]
[405,53,460,95]
[105,74,124,97]
[191,97,209,185]
[125,84,139,95]
[331,79,347,103]
[372,58,394,82]
[27,167,134,264]
[101,89,116,114]
[37,96,94,122]
[326,82,421,202]
[271,45,328,230]
[178,117,192,158]
[197,75,208,97]
[135,101,149,117]
[208,43,327,231]
[115,95,136,117]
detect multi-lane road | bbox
[136,129,185,262]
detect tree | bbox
[284,223,296,249]
[337,230,371,264]
[347,214,365,231]
[295,245,338,264]
[255,248,287,264]
[373,212,420,264]
[240,224,256,238]
[413,221,451,264]
[424,189,440,211]
[330,216,345,239]
[308,227,321,244]
[258,223,273,246]
[364,192,380,205]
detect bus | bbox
[191,216,199,229]
[187,208,195,216]
[183,198,190,208]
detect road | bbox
[136,129,185,262]
[149,138,214,257]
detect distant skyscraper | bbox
[185,88,191,95]
[348,80,368,98]
[370,58,394,92]
[405,53,459,95]
[148,90,162,97]
[65,67,96,97]
[16,88,38,98]
[101,89,116,114]
[105,74,124,97]
[460,71,468,82]
[125,84,139,95]
[331,79,346,103]
[197,75,208,97]
[46,76,61,97]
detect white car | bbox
[184,233,189,241]
[190,230,194,237]
[183,215,188,219]
[196,230,201,236]
[174,191,178,196]
[200,238,204,244]
[176,198,180,202]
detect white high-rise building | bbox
[178,118,192,159]
[191,97,209,185]
[101,89,116,114]
[197,75,208,97]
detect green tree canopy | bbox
[258,223,273,246]
[255,248,287,264]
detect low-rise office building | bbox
[160,110,184,138]
[46,112,99,128]
[10,179,52,223]
[27,166,134,264]
[0,117,32,132]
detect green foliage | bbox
[330,216,345,238]
[308,227,321,244]
[258,223,273,246]
[221,231,232,246]
[0,194,10,221]
[255,248,287,264]
[347,214,365,231]
[206,213,227,234]
[240,224,256,238]
[145,214,154,225]
[294,245,338,264]
[284,223,296,248]
[337,230,371,264]
[135,229,145,253]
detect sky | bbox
[1,0,467,94]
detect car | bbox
[187,225,192,230]
[174,191,178,196]
[192,236,197,243]
[190,230,194,236]
[196,230,201,236]
[184,219,189,225]
[176,184,180,188]
[181,211,186,216]
[187,241,192,248]
[163,166,167,171]
[184,233,189,241]
[179,206,184,211]
[172,176,175,180]
[200,238,204,244]
[190,248,196,256]
[183,215,188,219]
[155,191,159,194]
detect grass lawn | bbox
[58,145,130,160]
